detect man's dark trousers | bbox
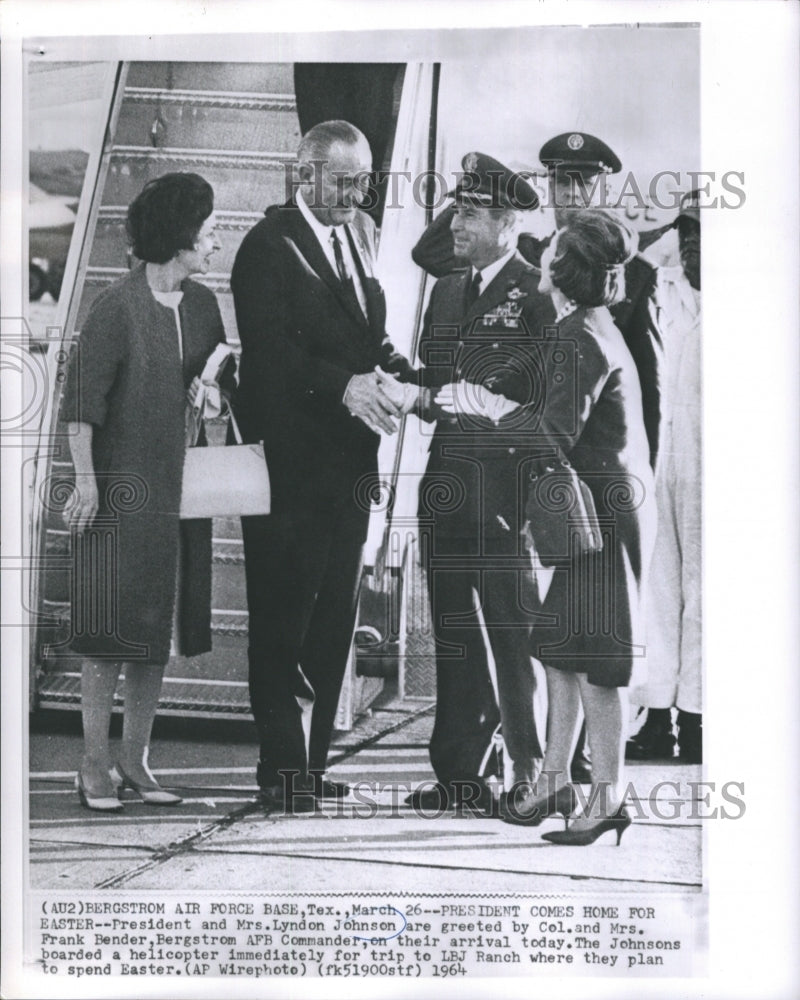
[426,533,542,790]
[242,495,368,788]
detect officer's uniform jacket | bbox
[413,206,664,468]
[418,251,557,549]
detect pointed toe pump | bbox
[501,783,577,827]
[541,804,631,846]
[75,773,124,813]
[115,763,183,806]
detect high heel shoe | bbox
[541,804,631,846]
[501,783,577,827]
[115,763,183,806]
[75,773,123,813]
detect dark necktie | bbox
[466,270,482,309]
[330,228,350,283]
[330,228,366,319]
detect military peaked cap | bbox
[448,151,539,210]
[539,132,623,175]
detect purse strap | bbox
[186,344,239,448]
[186,395,243,447]
[227,404,244,445]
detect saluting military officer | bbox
[407,152,556,814]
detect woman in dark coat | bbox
[497,211,656,842]
[62,172,230,811]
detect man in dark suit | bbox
[406,152,556,814]
[231,120,419,813]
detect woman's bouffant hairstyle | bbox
[126,173,214,264]
[549,209,637,307]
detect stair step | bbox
[117,88,300,154]
[41,599,249,636]
[36,668,252,718]
[91,207,264,273]
[212,537,244,562]
[212,561,247,608]
[125,62,296,95]
[43,530,244,559]
[213,516,244,540]
[102,148,292,213]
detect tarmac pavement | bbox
[29,693,703,896]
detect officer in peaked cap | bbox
[403,150,555,814]
[413,132,624,276]
[411,134,666,787]
[538,131,622,173]
[539,132,621,223]
[447,150,541,210]
[413,132,663,470]
[411,152,540,268]
[413,133,623,280]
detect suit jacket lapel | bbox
[346,217,376,278]
[284,204,369,329]
[343,223,380,332]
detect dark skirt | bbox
[67,510,212,668]
[530,542,646,688]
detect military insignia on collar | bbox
[567,133,584,150]
[463,151,479,173]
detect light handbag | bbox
[524,447,602,568]
[180,406,270,519]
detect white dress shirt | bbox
[471,247,516,294]
[297,188,368,317]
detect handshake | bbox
[344,369,521,436]
[343,367,421,435]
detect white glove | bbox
[374,366,420,415]
[186,377,226,447]
[188,377,223,418]
[435,381,520,424]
